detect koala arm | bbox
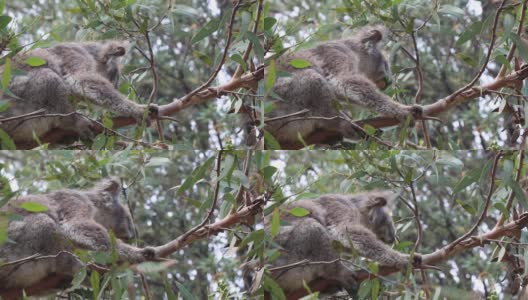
[64,74,156,121]
[329,74,422,121]
[329,224,417,268]
[61,221,151,263]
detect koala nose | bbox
[375,76,392,90]
[383,235,395,244]
[376,79,386,89]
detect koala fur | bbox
[260,26,422,149]
[0,41,157,146]
[259,191,420,295]
[0,177,155,293]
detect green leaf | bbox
[146,157,172,167]
[264,17,277,31]
[265,59,276,92]
[91,134,107,150]
[0,15,11,30]
[289,207,310,217]
[357,279,372,300]
[264,130,281,150]
[456,21,482,47]
[2,57,11,89]
[270,207,280,238]
[363,124,377,136]
[246,31,265,58]
[371,278,380,299]
[456,199,476,215]
[70,268,87,290]
[263,275,286,300]
[289,58,311,69]
[218,155,235,181]
[191,19,221,44]
[262,165,277,180]
[24,57,47,67]
[176,156,216,196]
[164,277,178,300]
[438,5,465,18]
[497,245,507,262]
[173,5,200,17]
[90,271,100,300]
[136,261,174,274]
[510,180,528,210]
[20,201,48,212]
[453,167,480,194]
[509,33,528,63]
[175,281,197,300]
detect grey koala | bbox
[261,26,422,149]
[0,177,156,294]
[256,191,421,296]
[0,41,158,146]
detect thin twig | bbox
[448,0,507,101]
[496,149,525,226]
[446,151,503,252]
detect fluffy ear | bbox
[100,41,128,63]
[357,25,388,48]
[367,196,387,208]
[97,177,121,197]
[366,191,395,209]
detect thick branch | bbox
[154,196,265,257]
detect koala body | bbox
[0,177,154,293]
[260,26,422,149]
[265,191,420,295]
[0,41,156,146]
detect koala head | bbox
[347,25,392,89]
[83,41,128,87]
[89,177,136,240]
[360,191,397,244]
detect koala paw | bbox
[134,104,159,126]
[147,104,159,117]
[409,105,423,119]
[412,253,422,267]
[141,247,158,260]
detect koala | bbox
[0,41,158,146]
[0,177,156,294]
[256,191,421,296]
[260,26,422,149]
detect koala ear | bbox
[367,196,387,208]
[107,45,126,57]
[100,41,128,64]
[361,29,383,44]
[357,26,387,49]
[98,177,121,197]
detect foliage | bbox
[0,150,526,299]
[0,0,265,149]
[265,0,528,149]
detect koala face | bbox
[91,177,135,240]
[361,193,397,244]
[107,201,136,240]
[368,205,396,244]
[355,27,393,89]
[84,42,126,87]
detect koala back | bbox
[279,191,397,244]
[277,25,392,89]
